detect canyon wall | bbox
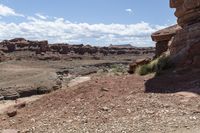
[169,0,200,67]
[0,38,155,56]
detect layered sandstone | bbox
[152,0,200,68]
[151,24,181,57]
[0,38,155,57]
[170,0,200,27]
[0,38,49,53]
[169,0,200,67]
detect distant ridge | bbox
[109,44,133,49]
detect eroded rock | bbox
[152,0,200,68]
[169,0,200,67]
[151,24,182,57]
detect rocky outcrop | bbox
[170,0,200,27]
[151,25,182,57]
[169,0,200,67]
[0,38,156,64]
[51,44,154,56]
[152,0,200,68]
[0,38,49,53]
[0,38,155,57]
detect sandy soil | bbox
[0,70,200,133]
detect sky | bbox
[0,0,176,47]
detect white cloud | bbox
[125,9,133,14]
[35,13,48,20]
[0,17,167,46]
[0,4,24,17]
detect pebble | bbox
[7,109,17,117]
[101,107,110,111]
[101,87,109,92]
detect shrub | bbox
[110,64,126,74]
[135,55,172,76]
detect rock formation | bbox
[0,38,155,57]
[151,25,182,57]
[152,0,200,68]
[170,0,200,27]
[0,38,49,53]
[128,58,151,74]
[169,0,200,67]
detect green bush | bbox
[135,55,172,76]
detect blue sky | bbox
[0,0,176,46]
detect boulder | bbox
[129,58,151,74]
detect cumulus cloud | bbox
[125,9,133,14]
[0,17,166,46]
[0,4,24,17]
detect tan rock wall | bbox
[169,0,200,67]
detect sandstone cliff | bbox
[169,0,200,67]
[152,0,200,68]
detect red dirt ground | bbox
[0,70,200,133]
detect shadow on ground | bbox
[145,68,200,94]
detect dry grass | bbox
[135,55,172,75]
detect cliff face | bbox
[170,0,200,27]
[152,0,200,67]
[169,0,200,67]
[0,38,155,56]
